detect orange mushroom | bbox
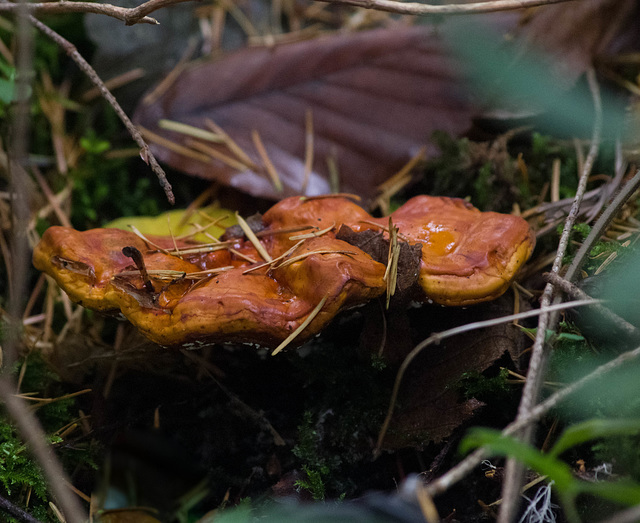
[33,195,534,349]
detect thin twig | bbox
[26,15,175,203]
[312,0,572,16]
[497,68,602,523]
[0,491,42,523]
[0,0,195,25]
[543,272,639,341]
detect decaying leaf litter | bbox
[3,0,640,522]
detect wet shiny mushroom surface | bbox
[33,195,535,349]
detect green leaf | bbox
[80,135,111,154]
[549,419,640,458]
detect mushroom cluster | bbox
[33,195,534,350]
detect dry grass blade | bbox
[158,119,224,142]
[236,212,272,262]
[271,295,328,356]
[251,129,283,193]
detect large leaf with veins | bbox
[134,26,473,202]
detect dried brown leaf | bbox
[134,26,473,202]
[382,295,525,449]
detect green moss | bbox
[70,129,163,228]
[288,340,392,498]
[294,466,327,501]
[0,353,99,522]
[457,367,510,403]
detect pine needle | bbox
[236,212,272,262]
[251,129,283,192]
[274,249,356,270]
[384,217,400,309]
[327,150,340,193]
[301,108,314,194]
[167,216,182,259]
[271,295,328,356]
[128,225,171,254]
[289,222,334,240]
[166,241,236,256]
[186,138,251,171]
[204,117,258,169]
[242,240,305,274]
[175,212,230,240]
[139,125,211,163]
[359,219,410,242]
[115,267,234,281]
[300,193,361,202]
[255,224,315,237]
[159,119,224,142]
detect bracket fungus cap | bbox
[33,195,534,349]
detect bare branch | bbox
[311,0,574,17]
[497,68,603,522]
[0,0,197,25]
[121,0,196,25]
[543,271,639,341]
